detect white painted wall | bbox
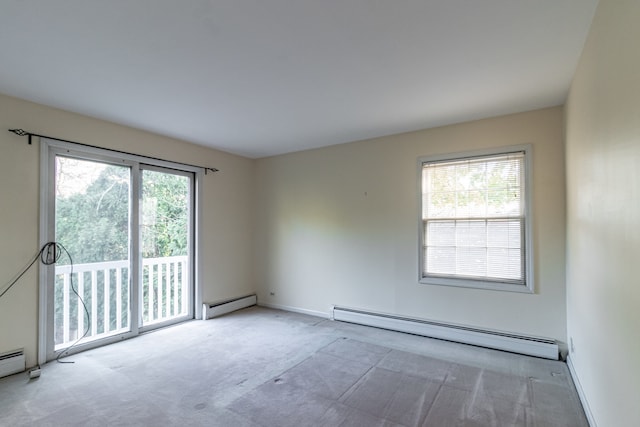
[565,0,640,425]
[0,94,254,368]
[255,107,567,345]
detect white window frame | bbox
[418,144,534,293]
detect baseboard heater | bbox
[0,349,25,378]
[203,294,257,320]
[330,306,559,360]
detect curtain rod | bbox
[8,128,220,174]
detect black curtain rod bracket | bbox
[9,128,32,144]
[8,129,219,173]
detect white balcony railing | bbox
[54,255,188,350]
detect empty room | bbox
[0,1,638,426]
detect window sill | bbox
[420,276,534,293]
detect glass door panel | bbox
[54,156,131,350]
[140,168,192,327]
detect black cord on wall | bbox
[0,242,90,363]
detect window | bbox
[419,145,533,292]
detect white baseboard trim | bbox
[257,302,329,319]
[203,294,257,319]
[331,305,558,360]
[567,355,597,427]
[0,349,25,379]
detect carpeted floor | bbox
[0,306,588,426]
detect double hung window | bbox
[419,146,533,292]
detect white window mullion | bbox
[130,163,141,334]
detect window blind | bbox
[421,151,525,284]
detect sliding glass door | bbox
[53,157,132,350]
[140,166,193,328]
[45,145,195,360]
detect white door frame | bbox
[38,138,203,364]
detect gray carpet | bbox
[0,307,588,426]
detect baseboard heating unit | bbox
[203,294,257,320]
[0,349,25,378]
[330,306,559,360]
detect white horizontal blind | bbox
[422,152,525,284]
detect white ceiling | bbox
[0,1,598,158]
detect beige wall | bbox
[255,107,567,344]
[0,94,255,368]
[565,0,640,425]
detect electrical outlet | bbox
[570,337,575,353]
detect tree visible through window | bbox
[420,147,532,292]
[53,157,192,347]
